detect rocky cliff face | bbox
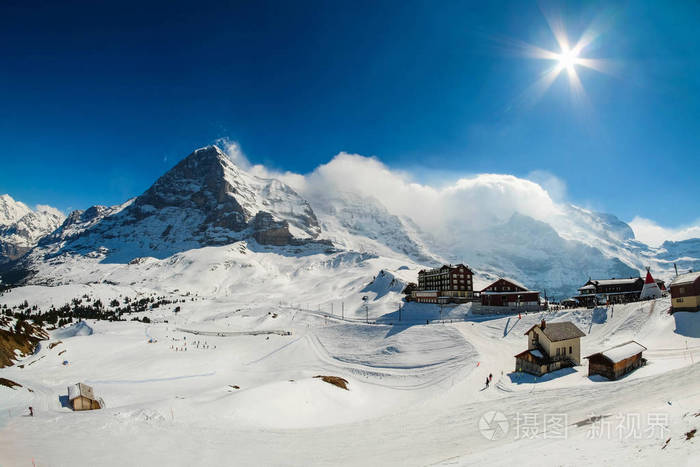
[20,146,325,264]
[0,195,65,264]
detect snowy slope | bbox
[0,194,65,264]
[0,194,32,226]
[310,191,443,265]
[1,292,698,466]
[429,213,639,297]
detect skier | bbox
[485,377,490,388]
[28,406,33,417]
[489,373,493,383]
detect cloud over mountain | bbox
[629,216,700,248]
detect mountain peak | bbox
[1,195,65,264]
[189,145,229,164]
[0,194,32,226]
[15,145,323,265]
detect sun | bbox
[506,10,614,106]
[556,48,579,71]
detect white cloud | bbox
[526,170,567,202]
[293,152,562,234]
[216,138,252,169]
[629,217,700,248]
[214,139,696,249]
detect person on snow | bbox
[28,406,33,417]
[485,377,490,388]
[489,373,493,383]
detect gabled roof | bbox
[481,277,530,293]
[585,340,646,364]
[68,382,96,401]
[670,271,700,287]
[514,348,548,363]
[586,278,642,287]
[500,277,528,290]
[524,321,586,342]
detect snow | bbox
[0,193,65,262]
[0,194,32,226]
[1,291,699,466]
[53,321,94,339]
[670,271,700,287]
[596,341,647,363]
[592,278,641,286]
[67,383,81,400]
[1,148,700,465]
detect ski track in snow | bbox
[85,372,217,384]
[1,286,699,466]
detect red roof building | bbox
[480,278,539,307]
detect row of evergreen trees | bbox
[2,294,192,329]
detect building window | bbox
[569,346,572,354]
[556,348,560,356]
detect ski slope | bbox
[1,288,699,466]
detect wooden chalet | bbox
[481,278,539,310]
[68,382,104,411]
[515,320,586,376]
[576,277,644,306]
[669,271,700,312]
[585,341,647,380]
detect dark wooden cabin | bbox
[585,341,647,380]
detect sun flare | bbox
[556,48,579,71]
[507,10,615,106]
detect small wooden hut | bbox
[68,382,104,411]
[585,341,647,380]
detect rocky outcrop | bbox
[252,212,294,246]
[17,146,328,264]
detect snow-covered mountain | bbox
[0,194,65,264]
[310,191,443,265]
[22,146,325,265]
[1,145,697,298]
[435,213,640,297]
[652,238,700,274]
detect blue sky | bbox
[1,1,698,230]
